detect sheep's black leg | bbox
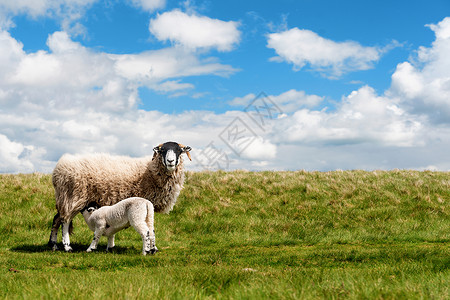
[48,213,61,251]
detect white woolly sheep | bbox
[81,197,157,255]
[49,141,192,252]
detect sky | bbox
[0,0,450,173]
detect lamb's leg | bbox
[145,204,158,254]
[61,220,73,252]
[148,229,157,255]
[146,221,157,255]
[142,229,151,256]
[87,226,105,252]
[133,222,152,255]
[106,234,115,252]
[136,225,157,255]
[48,213,61,251]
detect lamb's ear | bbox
[179,144,192,161]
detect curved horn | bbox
[179,143,192,161]
[186,152,192,161]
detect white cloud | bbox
[0,30,24,74]
[267,28,382,78]
[113,47,237,82]
[149,10,241,51]
[229,89,323,113]
[1,14,450,173]
[273,86,424,148]
[0,0,97,18]
[47,30,80,53]
[389,17,450,123]
[128,0,165,12]
[241,137,277,160]
[0,0,163,35]
[152,80,194,93]
[0,0,97,35]
[0,30,236,112]
[0,134,50,173]
[0,134,30,172]
[0,29,241,172]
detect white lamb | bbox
[80,197,158,255]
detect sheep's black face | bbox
[153,142,192,172]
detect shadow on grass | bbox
[10,243,133,254]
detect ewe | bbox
[49,142,191,252]
[81,197,157,255]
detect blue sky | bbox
[1,0,450,172]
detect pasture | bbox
[0,170,449,299]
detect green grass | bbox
[0,170,448,299]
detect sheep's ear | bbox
[87,207,96,213]
[152,144,163,160]
[153,144,163,153]
[179,144,192,161]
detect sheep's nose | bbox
[167,159,174,163]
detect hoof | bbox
[49,243,59,251]
[144,245,158,255]
[106,246,115,252]
[48,241,59,251]
[64,245,73,252]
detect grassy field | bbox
[0,170,448,299]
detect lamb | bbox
[81,197,157,255]
[48,141,192,252]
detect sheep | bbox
[80,197,158,255]
[48,141,192,252]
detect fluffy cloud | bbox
[0,30,239,172]
[0,0,97,34]
[0,134,50,173]
[0,30,236,111]
[389,17,450,123]
[226,17,450,170]
[149,10,241,51]
[0,0,162,35]
[273,86,424,147]
[267,28,382,78]
[1,14,450,173]
[240,137,277,160]
[0,0,97,17]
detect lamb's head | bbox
[153,142,192,172]
[80,202,99,219]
